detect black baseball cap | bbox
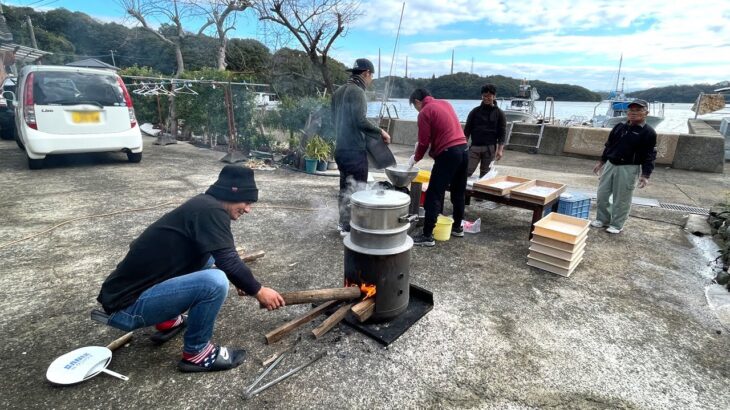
[628,99,648,109]
[346,58,375,74]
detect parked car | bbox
[14,65,142,169]
[0,75,16,140]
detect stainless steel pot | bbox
[349,224,410,249]
[350,190,412,231]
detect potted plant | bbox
[323,140,336,170]
[304,135,330,173]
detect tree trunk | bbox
[319,56,335,96]
[217,38,227,70]
[163,43,185,142]
[174,44,185,76]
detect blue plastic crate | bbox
[556,193,591,219]
[543,193,591,218]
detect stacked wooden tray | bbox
[528,213,589,277]
[510,180,567,204]
[472,176,533,196]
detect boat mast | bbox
[379,2,405,118]
[614,53,623,94]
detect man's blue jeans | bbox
[106,258,229,354]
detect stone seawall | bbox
[377,118,725,173]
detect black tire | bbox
[127,151,142,163]
[0,125,13,140]
[27,154,43,170]
[15,129,24,150]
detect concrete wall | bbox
[384,118,725,173]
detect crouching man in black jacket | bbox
[97,165,285,372]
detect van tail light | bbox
[116,76,137,128]
[24,72,37,130]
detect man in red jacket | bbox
[407,88,469,247]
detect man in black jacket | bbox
[331,58,391,235]
[463,83,507,178]
[591,99,657,234]
[97,165,285,372]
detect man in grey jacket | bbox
[331,58,391,235]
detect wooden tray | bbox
[527,258,578,277]
[531,232,587,252]
[510,180,567,204]
[532,213,590,244]
[529,241,586,261]
[473,176,533,196]
[528,248,585,269]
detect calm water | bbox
[368,98,729,134]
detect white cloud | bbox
[348,0,730,89]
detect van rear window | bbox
[33,72,125,107]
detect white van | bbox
[14,65,142,169]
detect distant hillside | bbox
[628,82,730,103]
[373,73,602,102]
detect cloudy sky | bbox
[5,0,729,91]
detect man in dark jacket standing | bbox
[463,83,507,177]
[97,165,285,373]
[331,58,391,235]
[407,88,469,247]
[591,99,657,234]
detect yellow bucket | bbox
[413,169,431,184]
[433,215,454,241]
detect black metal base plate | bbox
[343,284,433,346]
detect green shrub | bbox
[304,135,330,161]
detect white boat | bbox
[501,80,542,124]
[590,91,665,129]
[590,56,664,129]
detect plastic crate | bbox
[558,193,591,219]
[543,193,591,219]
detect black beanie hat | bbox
[205,165,258,203]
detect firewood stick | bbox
[106,332,133,351]
[311,303,354,339]
[350,298,375,322]
[271,287,361,307]
[239,250,266,262]
[265,300,339,344]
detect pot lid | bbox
[351,189,410,208]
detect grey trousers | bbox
[595,161,639,230]
[467,144,497,178]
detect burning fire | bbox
[345,279,376,300]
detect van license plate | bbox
[72,112,100,123]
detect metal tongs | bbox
[244,349,327,399]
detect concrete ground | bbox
[1,137,729,409]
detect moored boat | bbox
[501,79,542,124]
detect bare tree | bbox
[119,0,191,76]
[118,0,193,142]
[192,0,252,70]
[257,0,361,95]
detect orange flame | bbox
[345,278,377,300]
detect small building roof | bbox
[65,58,119,71]
[0,43,51,63]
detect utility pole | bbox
[450,49,454,75]
[26,16,38,48]
[26,15,41,64]
[405,56,408,78]
[110,50,117,67]
[471,57,474,74]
